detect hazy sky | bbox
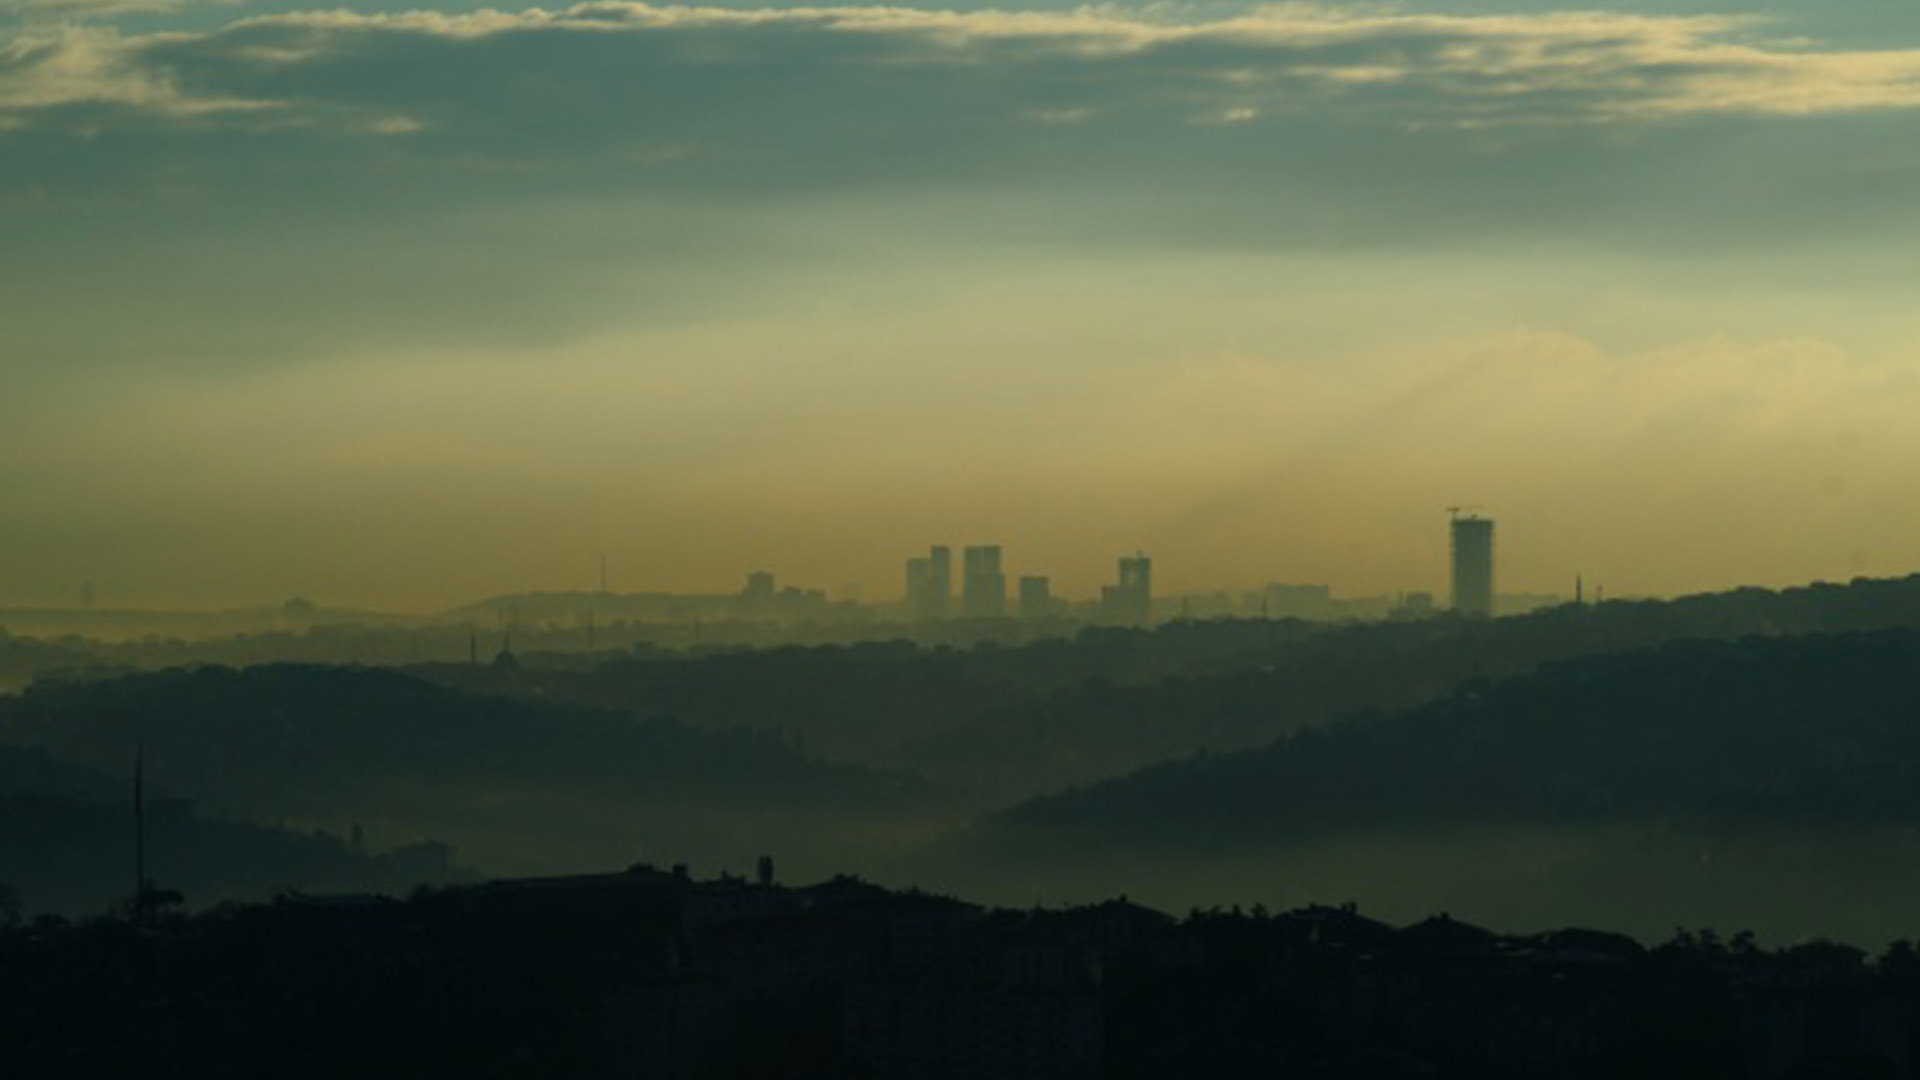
[5,0,1920,610]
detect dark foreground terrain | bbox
[6,866,1919,1080]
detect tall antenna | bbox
[600,554,609,595]
[133,743,146,924]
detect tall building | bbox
[1018,575,1052,619]
[741,570,776,613]
[906,546,952,620]
[1450,515,1495,617]
[962,545,1006,618]
[905,557,932,616]
[928,545,951,619]
[1101,553,1152,624]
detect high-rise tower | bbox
[962,545,1006,618]
[906,557,932,616]
[1450,514,1495,618]
[906,546,953,620]
[1018,575,1052,619]
[1101,553,1152,624]
[928,545,952,619]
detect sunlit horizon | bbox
[6,0,1919,610]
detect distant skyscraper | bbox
[1101,553,1152,624]
[1450,515,1495,617]
[906,556,932,615]
[929,545,951,616]
[742,570,776,611]
[1018,575,1052,619]
[962,545,1006,618]
[906,546,952,620]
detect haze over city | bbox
[15,1,1920,1076]
[8,0,1920,610]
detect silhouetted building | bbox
[1175,592,1234,619]
[1018,576,1052,619]
[742,571,776,609]
[1101,554,1151,624]
[906,546,952,620]
[1257,583,1332,619]
[765,586,831,621]
[1450,515,1494,617]
[963,546,1006,618]
[930,546,951,617]
[491,636,520,672]
[1391,591,1436,620]
[906,558,932,614]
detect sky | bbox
[5,0,1920,611]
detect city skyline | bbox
[0,507,1811,617]
[6,0,1920,611]
[10,0,1920,1067]
[5,512,1605,621]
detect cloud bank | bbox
[4,2,1920,141]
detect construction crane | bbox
[1445,504,1484,521]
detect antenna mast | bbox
[133,743,146,923]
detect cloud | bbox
[202,4,1920,119]
[0,25,270,115]
[4,2,1920,400]
[0,0,1912,248]
[1,1,1919,138]
[2,0,242,18]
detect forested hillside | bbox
[425,575,1920,800]
[0,666,946,883]
[936,629,1920,942]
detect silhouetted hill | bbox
[0,631,117,693]
[0,742,124,801]
[422,574,1920,802]
[0,665,946,880]
[7,868,1919,1080]
[440,589,734,624]
[0,603,417,648]
[0,793,472,916]
[929,629,1920,942]
[0,742,471,914]
[996,630,1920,842]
